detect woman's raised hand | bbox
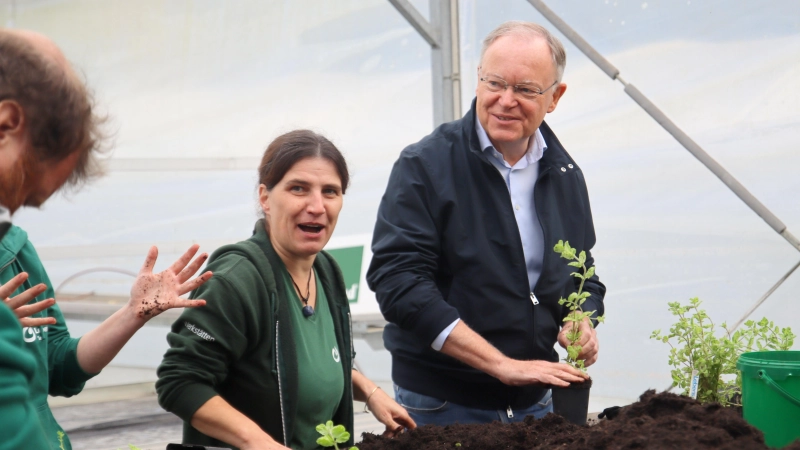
[128,244,212,320]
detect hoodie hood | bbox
[0,225,28,272]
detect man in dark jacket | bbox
[367,21,607,426]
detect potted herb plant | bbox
[550,240,605,425]
[650,297,794,406]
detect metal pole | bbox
[387,0,440,48]
[388,0,460,127]
[448,0,462,121]
[527,0,800,254]
[429,0,459,126]
[727,259,800,333]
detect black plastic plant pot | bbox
[551,378,593,425]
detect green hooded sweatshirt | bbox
[156,220,355,449]
[0,302,50,450]
[0,225,96,450]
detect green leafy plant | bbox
[316,420,358,450]
[651,297,795,406]
[554,240,604,371]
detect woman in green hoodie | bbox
[157,130,415,450]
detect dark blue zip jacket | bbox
[367,100,606,410]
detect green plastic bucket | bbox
[737,351,800,448]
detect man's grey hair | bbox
[479,21,566,83]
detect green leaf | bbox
[332,425,350,443]
[567,345,581,360]
[317,436,335,447]
[553,240,564,253]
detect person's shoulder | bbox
[0,225,30,256]
[0,226,49,285]
[206,245,266,281]
[539,121,582,171]
[401,115,473,163]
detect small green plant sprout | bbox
[553,240,604,371]
[651,297,795,406]
[316,420,358,450]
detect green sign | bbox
[326,246,363,303]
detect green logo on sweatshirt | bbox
[326,246,363,303]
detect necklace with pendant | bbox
[289,269,315,317]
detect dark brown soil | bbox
[358,390,800,449]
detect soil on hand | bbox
[358,390,800,449]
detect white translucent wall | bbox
[5,0,800,402]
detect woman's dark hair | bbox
[258,129,350,193]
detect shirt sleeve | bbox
[565,169,606,325]
[46,289,96,397]
[156,261,256,422]
[366,149,461,346]
[430,319,460,351]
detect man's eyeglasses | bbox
[479,74,559,100]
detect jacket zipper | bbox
[531,165,550,299]
[348,312,354,366]
[348,312,355,405]
[275,319,288,447]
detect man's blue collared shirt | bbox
[430,119,546,351]
[476,118,546,293]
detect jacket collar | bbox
[462,98,578,174]
[248,219,349,309]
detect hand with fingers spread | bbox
[75,244,214,374]
[1,272,56,328]
[129,244,213,321]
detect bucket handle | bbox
[758,370,800,408]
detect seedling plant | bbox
[316,420,358,450]
[554,240,604,371]
[651,297,795,406]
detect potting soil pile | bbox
[358,390,800,449]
